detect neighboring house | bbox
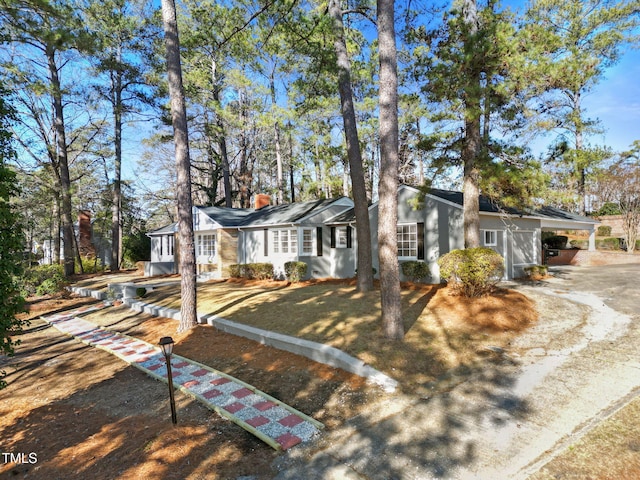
[38,210,112,268]
[146,185,599,282]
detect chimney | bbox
[78,210,95,257]
[254,194,271,209]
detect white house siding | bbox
[479,216,540,279]
[148,235,176,275]
[370,189,465,283]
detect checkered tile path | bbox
[42,308,324,451]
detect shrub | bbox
[569,240,587,249]
[543,235,568,249]
[21,264,67,297]
[284,261,307,282]
[596,202,621,216]
[136,287,147,298]
[248,263,274,280]
[438,247,504,297]
[599,237,621,250]
[229,264,243,278]
[76,256,103,274]
[229,263,274,280]
[401,261,431,283]
[523,265,549,279]
[123,231,151,264]
[597,225,612,236]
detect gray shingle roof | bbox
[241,198,342,226]
[428,188,597,223]
[198,206,257,227]
[147,222,177,235]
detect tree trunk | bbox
[111,49,123,271]
[211,60,232,207]
[237,91,252,208]
[377,0,403,340]
[52,190,61,265]
[329,0,374,292]
[161,0,197,332]
[269,71,284,205]
[462,0,482,249]
[46,43,74,277]
[573,91,587,215]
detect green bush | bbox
[248,263,274,280]
[543,235,568,249]
[229,264,243,278]
[569,240,588,249]
[136,287,147,298]
[123,231,151,264]
[229,263,274,280]
[523,265,549,279]
[284,261,307,282]
[21,264,67,297]
[599,237,621,250]
[437,247,504,297]
[76,256,104,274]
[597,225,612,236]
[596,202,621,216]
[401,261,431,283]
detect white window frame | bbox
[166,235,174,256]
[483,230,498,247]
[397,223,418,258]
[336,227,348,249]
[301,228,314,255]
[272,229,298,255]
[197,234,217,258]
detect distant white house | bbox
[147,185,599,282]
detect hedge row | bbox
[229,263,274,280]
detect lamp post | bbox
[158,336,177,425]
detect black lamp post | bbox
[159,336,177,425]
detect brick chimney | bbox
[254,194,271,209]
[78,210,95,257]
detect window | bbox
[397,224,418,257]
[272,229,298,254]
[167,235,174,256]
[198,234,216,258]
[336,227,348,248]
[302,229,314,255]
[484,230,497,247]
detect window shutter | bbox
[316,227,323,256]
[417,222,425,260]
[330,227,336,248]
[346,226,352,248]
[263,229,268,256]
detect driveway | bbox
[550,263,640,317]
[273,264,640,479]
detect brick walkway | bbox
[42,305,324,451]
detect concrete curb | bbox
[69,285,398,393]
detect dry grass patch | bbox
[136,278,537,394]
[530,396,640,479]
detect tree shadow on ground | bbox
[276,357,532,479]
[0,320,278,480]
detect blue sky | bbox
[582,51,640,153]
[502,0,640,156]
